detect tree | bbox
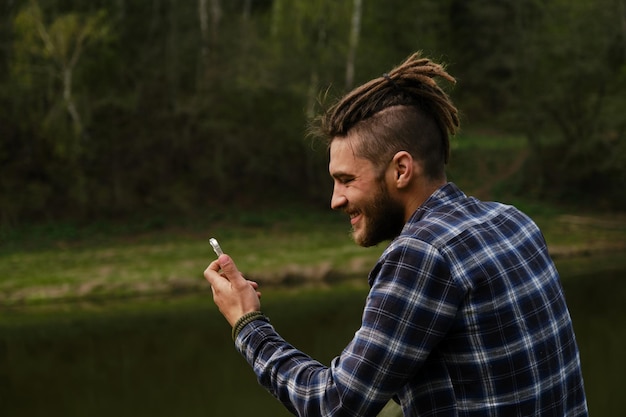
[4,1,110,222]
[345,0,362,89]
[198,0,221,65]
[509,0,626,205]
[13,1,109,140]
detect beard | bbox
[352,182,406,247]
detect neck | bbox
[403,179,445,222]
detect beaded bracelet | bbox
[231,311,269,341]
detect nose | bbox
[330,183,347,210]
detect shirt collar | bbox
[405,182,466,226]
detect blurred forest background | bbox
[1,0,625,228]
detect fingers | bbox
[204,255,259,293]
[203,253,263,326]
[217,253,235,270]
[205,254,241,282]
[204,259,224,287]
[247,280,261,299]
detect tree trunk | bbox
[62,67,83,138]
[210,0,221,49]
[617,0,626,60]
[199,0,210,61]
[270,0,284,38]
[167,0,180,107]
[345,0,363,90]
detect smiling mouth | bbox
[349,212,362,225]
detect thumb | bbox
[217,254,244,282]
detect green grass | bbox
[1,200,625,306]
[0,206,385,304]
[1,130,625,305]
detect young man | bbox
[204,53,588,416]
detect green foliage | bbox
[504,0,626,205]
[0,0,624,227]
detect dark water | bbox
[1,268,624,417]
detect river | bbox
[1,262,624,416]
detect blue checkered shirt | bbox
[235,183,588,416]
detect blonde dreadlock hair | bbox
[314,52,460,181]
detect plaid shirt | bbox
[235,183,588,416]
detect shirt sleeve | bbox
[234,237,463,417]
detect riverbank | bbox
[1,207,625,307]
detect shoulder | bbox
[368,235,450,288]
[405,183,537,250]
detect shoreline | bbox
[2,243,625,308]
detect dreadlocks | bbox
[314,52,460,180]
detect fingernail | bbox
[219,254,230,265]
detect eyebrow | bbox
[330,168,348,178]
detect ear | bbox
[390,151,417,189]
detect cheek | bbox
[351,188,372,208]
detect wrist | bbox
[231,311,269,341]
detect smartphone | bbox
[209,237,224,257]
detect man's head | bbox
[317,52,460,180]
[316,53,460,246]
